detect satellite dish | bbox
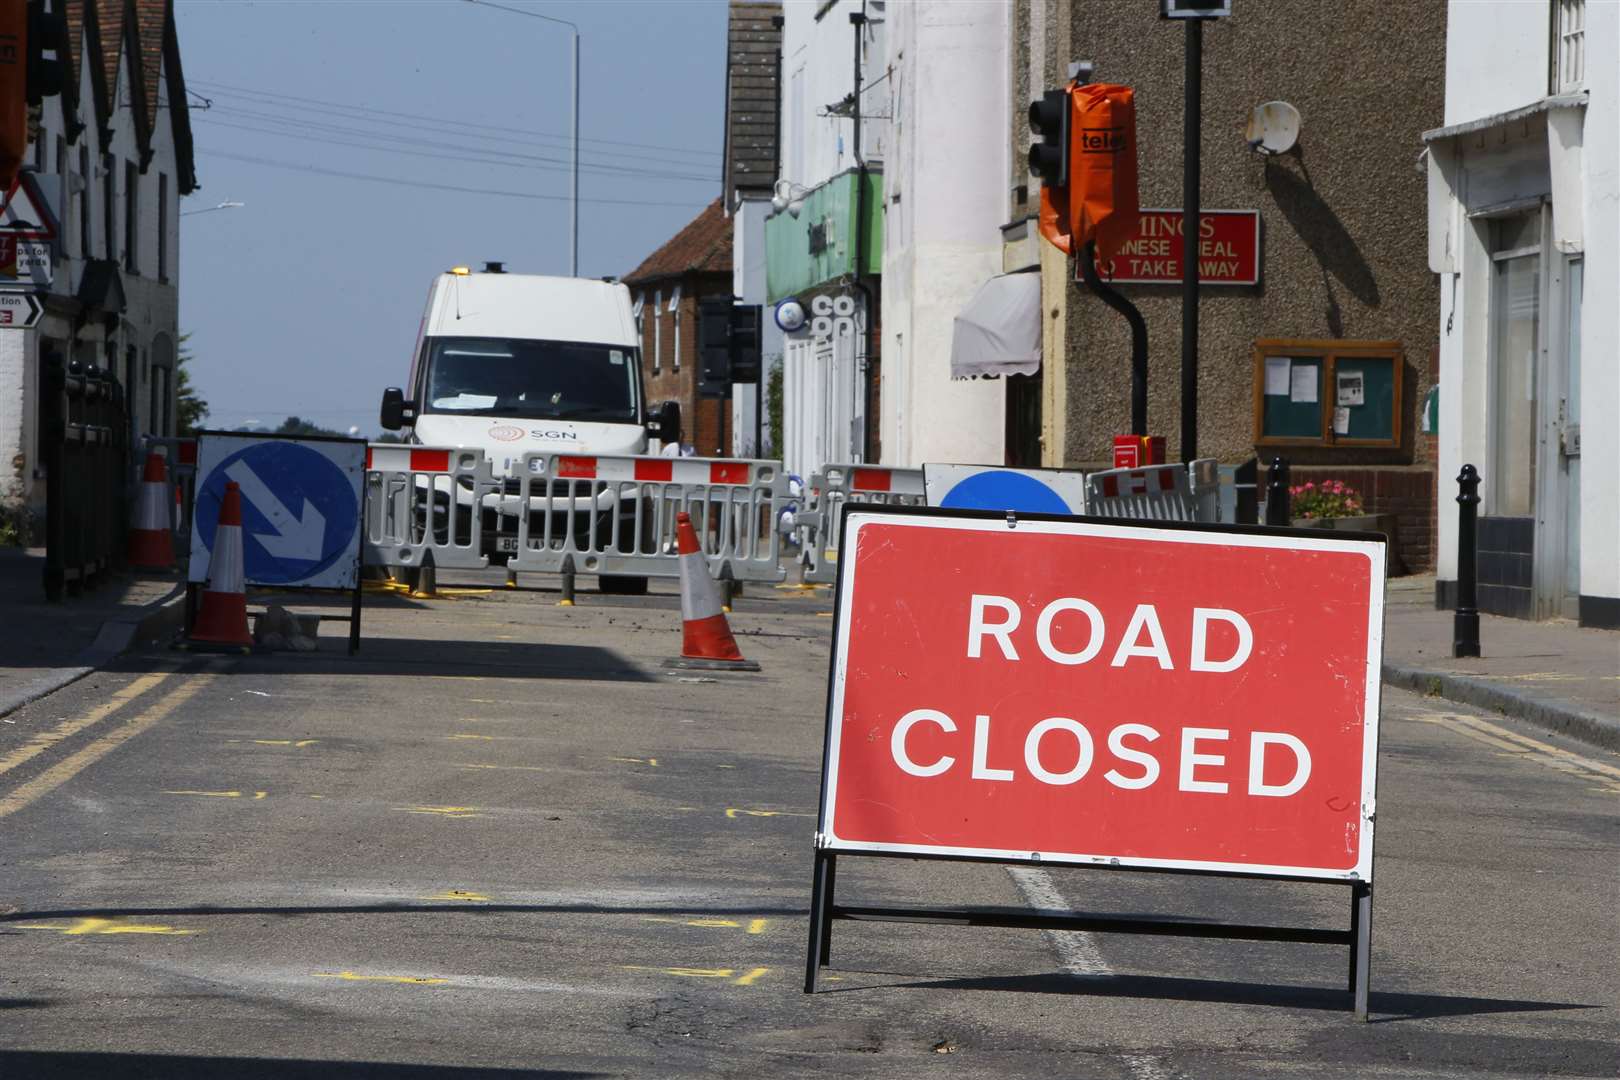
[1246,101,1300,155]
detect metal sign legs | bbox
[805,851,1376,1020]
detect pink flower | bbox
[1304,481,1316,490]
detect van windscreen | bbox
[423,337,639,423]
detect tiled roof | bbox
[624,198,732,284]
[97,0,126,123]
[135,0,166,134]
[723,2,781,198]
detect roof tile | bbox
[624,198,732,284]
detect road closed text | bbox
[823,518,1383,877]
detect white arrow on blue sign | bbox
[188,435,366,589]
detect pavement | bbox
[1381,574,1620,751]
[0,574,1615,1078]
[0,547,186,721]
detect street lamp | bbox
[463,0,580,278]
[181,200,245,218]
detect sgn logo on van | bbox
[531,429,580,441]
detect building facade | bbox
[624,198,735,457]
[878,0,1010,469]
[1426,0,1615,625]
[1005,0,1445,572]
[765,0,888,481]
[0,0,195,537]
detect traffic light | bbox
[697,296,764,396]
[1,1,24,191]
[25,1,67,106]
[1028,88,1070,190]
[698,296,733,390]
[1160,0,1231,17]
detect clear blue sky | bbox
[175,0,728,437]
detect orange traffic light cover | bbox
[0,1,24,193]
[1037,83,1140,263]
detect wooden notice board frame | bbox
[1253,339,1403,449]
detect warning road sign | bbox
[817,508,1386,882]
[0,173,59,241]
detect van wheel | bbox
[599,575,648,596]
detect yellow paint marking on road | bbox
[447,734,509,741]
[716,764,736,769]
[608,756,658,767]
[14,917,196,936]
[0,672,217,821]
[253,791,268,800]
[643,916,739,929]
[421,889,491,902]
[622,965,734,980]
[1410,711,1620,786]
[398,805,487,818]
[734,967,770,986]
[454,763,550,773]
[725,807,816,819]
[307,794,325,799]
[747,918,768,935]
[252,739,292,746]
[295,740,318,748]
[164,790,243,798]
[0,669,175,779]
[314,971,448,985]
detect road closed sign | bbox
[818,509,1386,882]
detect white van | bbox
[379,264,679,592]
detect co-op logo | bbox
[810,294,858,342]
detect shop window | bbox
[1252,339,1403,448]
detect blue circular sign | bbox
[938,470,1072,515]
[195,442,360,585]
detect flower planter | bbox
[1290,513,1406,575]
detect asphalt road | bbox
[1,576,1616,1079]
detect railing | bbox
[42,359,128,600]
[798,464,928,584]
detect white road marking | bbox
[1008,866,1173,1080]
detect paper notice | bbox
[1290,365,1318,403]
[1265,357,1290,396]
[1337,370,1365,407]
[1334,407,1351,435]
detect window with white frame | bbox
[669,284,683,370]
[1553,0,1585,93]
[653,289,663,371]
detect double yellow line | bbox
[0,666,219,819]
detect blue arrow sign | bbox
[193,439,362,586]
[923,464,1090,516]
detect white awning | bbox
[950,270,1041,380]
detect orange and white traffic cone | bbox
[127,451,174,569]
[186,481,253,650]
[670,510,759,671]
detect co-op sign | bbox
[819,511,1385,880]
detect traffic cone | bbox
[187,481,253,649]
[669,511,759,671]
[127,452,174,569]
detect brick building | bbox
[624,198,734,456]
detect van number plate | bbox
[496,536,520,553]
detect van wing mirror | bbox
[379,387,417,431]
[649,400,681,445]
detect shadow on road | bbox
[0,1052,602,1080]
[1,901,805,923]
[852,970,1598,1022]
[250,638,655,680]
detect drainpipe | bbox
[849,6,874,463]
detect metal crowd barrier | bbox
[363,447,789,585]
[505,451,787,583]
[141,435,198,553]
[799,464,927,584]
[363,445,496,571]
[1084,458,1221,523]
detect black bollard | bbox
[1453,464,1481,658]
[1264,456,1291,526]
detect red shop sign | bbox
[1075,208,1261,286]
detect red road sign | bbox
[819,511,1385,881]
[1075,208,1260,286]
